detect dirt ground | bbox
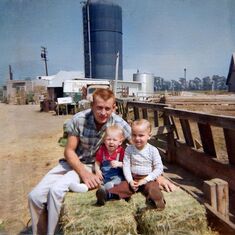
[0,101,234,234]
[0,103,70,234]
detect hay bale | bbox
[61,188,217,235]
[61,190,138,235]
[133,189,215,235]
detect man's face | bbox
[92,96,115,125]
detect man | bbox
[28,88,175,235]
[28,88,131,235]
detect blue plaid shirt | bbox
[65,109,131,164]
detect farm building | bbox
[46,71,84,101]
[4,79,48,104]
[226,53,235,92]
[3,71,84,104]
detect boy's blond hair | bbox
[131,119,151,132]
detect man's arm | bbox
[64,135,101,189]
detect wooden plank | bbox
[198,123,216,157]
[151,125,173,137]
[163,113,171,126]
[204,203,235,233]
[223,128,235,165]
[212,178,229,219]
[153,110,159,127]
[166,130,176,163]
[142,108,148,119]
[203,180,217,210]
[161,115,176,162]
[170,116,179,139]
[133,106,139,120]
[127,101,167,111]
[179,119,194,147]
[164,107,235,130]
[174,141,235,191]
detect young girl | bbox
[69,124,125,198]
[95,124,125,205]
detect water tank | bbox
[133,72,155,96]
[83,0,123,80]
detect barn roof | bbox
[47,71,84,87]
[226,53,235,85]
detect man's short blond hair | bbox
[92,88,115,102]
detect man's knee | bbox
[48,184,65,199]
[28,189,45,209]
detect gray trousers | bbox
[28,159,92,235]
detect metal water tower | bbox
[133,71,155,96]
[82,0,123,80]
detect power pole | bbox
[9,65,13,80]
[41,46,48,76]
[114,51,119,96]
[184,68,187,90]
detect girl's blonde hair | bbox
[105,124,124,140]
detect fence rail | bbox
[116,98,235,192]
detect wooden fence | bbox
[116,98,235,191]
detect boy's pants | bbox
[28,159,92,235]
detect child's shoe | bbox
[146,198,165,210]
[96,187,107,206]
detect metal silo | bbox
[83,0,123,80]
[133,72,155,96]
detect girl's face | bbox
[104,131,123,154]
[131,124,151,150]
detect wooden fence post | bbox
[203,180,217,211]
[203,178,229,219]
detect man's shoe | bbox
[96,187,107,206]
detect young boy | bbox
[108,119,165,210]
[95,124,125,205]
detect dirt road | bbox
[1,101,234,234]
[0,103,70,234]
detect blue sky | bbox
[0,0,235,85]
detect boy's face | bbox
[104,131,123,154]
[131,124,150,150]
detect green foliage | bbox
[58,137,67,147]
[26,92,35,103]
[0,220,5,232]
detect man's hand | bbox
[137,178,147,186]
[110,160,123,168]
[157,175,177,192]
[95,169,103,181]
[129,180,138,192]
[80,169,101,189]
[64,136,101,189]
